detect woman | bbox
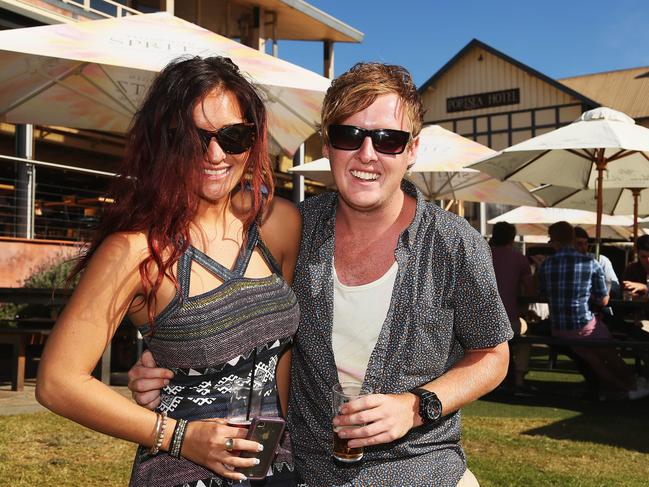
[36,56,301,486]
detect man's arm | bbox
[336,226,511,447]
[591,263,610,307]
[623,280,647,296]
[334,342,508,447]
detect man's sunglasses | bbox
[197,122,256,155]
[327,124,411,155]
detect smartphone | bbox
[237,416,286,480]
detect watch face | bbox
[424,396,442,420]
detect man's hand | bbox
[127,350,174,410]
[332,393,418,448]
[623,280,647,296]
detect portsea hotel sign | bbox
[446,88,520,113]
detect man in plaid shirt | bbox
[538,221,647,400]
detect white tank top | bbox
[332,261,398,384]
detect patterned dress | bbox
[129,223,299,487]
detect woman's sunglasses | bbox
[327,124,411,155]
[197,122,256,155]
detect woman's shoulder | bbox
[261,196,301,232]
[92,231,150,267]
[259,196,301,264]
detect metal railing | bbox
[0,155,116,242]
[60,0,142,18]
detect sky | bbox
[276,0,649,87]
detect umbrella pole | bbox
[595,149,606,259]
[632,188,640,259]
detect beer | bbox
[333,426,363,462]
[331,381,371,463]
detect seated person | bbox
[489,222,535,392]
[623,234,649,297]
[538,221,647,400]
[574,226,620,297]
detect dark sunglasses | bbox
[327,124,411,155]
[197,122,256,155]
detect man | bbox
[129,63,512,486]
[623,234,649,297]
[489,221,534,392]
[537,221,644,400]
[573,226,620,297]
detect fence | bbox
[60,0,142,18]
[0,155,116,242]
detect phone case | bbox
[237,416,286,480]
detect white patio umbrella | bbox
[407,125,541,206]
[0,12,330,156]
[470,107,649,246]
[290,125,543,207]
[488,206,635,240]
[288,157,334,187]
[531,185,649,244]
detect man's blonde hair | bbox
[320,62,424,145]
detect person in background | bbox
[35,56,301,486]
[623,234,649,297]
[574,226,620,297]
[489,222,535,393]
[538,221,647,400]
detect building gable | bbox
[418,39,598,150]
[420,39,597,122]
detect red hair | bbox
[70,56,274,331]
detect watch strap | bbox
[409,387,442,423]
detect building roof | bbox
[0,0,364,43]
[419,39,598,109]
[560,67,649,121]
[244,0,364,42]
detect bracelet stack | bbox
[149,411,168,455]
[169,419,189,458]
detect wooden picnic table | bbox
[517,295,649,374]
[0,287,113,391]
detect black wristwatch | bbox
[409,387,443,424]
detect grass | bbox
[0,412,134,486]
[464,353,649,486]
[1,353,648,486]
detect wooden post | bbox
[163,0,174,15]
[632,188,641,260]
[252,6,266,52]
[324,40,334,79]
[13,336,26,392]
[271,12,278,57]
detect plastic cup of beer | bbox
[227,377,263,426]
[332,381,370,463]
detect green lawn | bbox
[464,355,649,487]
[1,354,648,486]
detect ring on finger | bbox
[224,437,234,452]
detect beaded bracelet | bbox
[169,418,188,458]
[149,411,168,455]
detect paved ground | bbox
[0,379,132,416]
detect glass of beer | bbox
[227,377,263,426]
[332,381,370,463]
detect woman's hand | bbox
[181,419,263,481]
